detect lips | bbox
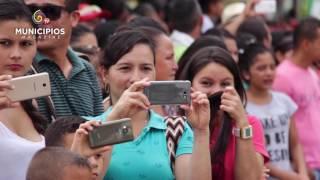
[7,64,23,71]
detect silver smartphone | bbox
[88,118,134,148]
[255,0,276,14]
[144,80,191,105]
[7,72,51,102]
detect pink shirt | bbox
[210,116,269,180]
[273,60,320,169]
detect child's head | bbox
[238,42,276,91]
[0,0,37,77]
[45,116,105,180]
[27,147,92,180]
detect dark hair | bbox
[176,47,246,179]
[167,0,202,33]
[26,147,91,180]
[64,0,81,12]
[134,3,157,17]
[176,36,227,79]
[293,17,320,49]
[0,0,35,28]
[204,27,236,40]
[238,42,273,83]
[94,21,120,49]
[96,0,128,20]
[118,16,167,34]
[102,30,156,70]
[238,17,269,45]
[45,116,86,147]
[198,0,222,14]
[71,24,93,44]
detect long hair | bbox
[176,47,246,179]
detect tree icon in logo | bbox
[32,10,50,25]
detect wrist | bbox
[193,128,210,136]
[234,117,249,128]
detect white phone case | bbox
[7,72,51,102]
[255,0,276,14]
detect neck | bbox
[39,47,72,78]
[190,28,200,39]
[247,86,272,105]
[291,50,313,69]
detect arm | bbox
[220,87,264,180]
[289,118,309,180]
[223,0,259,35]
[175,91,212,180]
[266,163,304,180]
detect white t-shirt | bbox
[0,122,45,180]
[246,91,297,175]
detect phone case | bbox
[88,118,134,148]
[255,0,276,14]
[144,81,191,105]
[7,72,51,102]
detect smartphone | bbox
[143,81,191,105]
[7,72,51,102]
[255,0,276,14]
[88,118,134,148]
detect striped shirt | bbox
[34,48,104,122]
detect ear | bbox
[70,10,80,27]
[242,71,251,81]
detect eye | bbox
[118,66,130,71]
[221,81,231,87]
[0,40,11,47]
[21,40,34,47]
[142,65,153,71]
[95,154,102,159]
[200,80,212,87]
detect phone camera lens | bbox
[43,83,46,87]
[122,126,129,135]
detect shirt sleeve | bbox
[282,93,298,116]
[248,115,270,163]
[176,122,194,157]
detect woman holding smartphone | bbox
[176,46,269,180]
[84,30,212,180]
[0,1,46,179]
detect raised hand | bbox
[220,86,248,127]
[181,91,210,131]
[108,78,151,120]
[70,120,112,158]
[0,75,15,109]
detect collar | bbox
[34,48,86,74]
[99,108,166,130]
[170,30,194,47]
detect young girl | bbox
[84,30,212,180]
[238,42,309,180]
[0,1,46,179]
[176,46,269,180]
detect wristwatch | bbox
[232,125,253,139]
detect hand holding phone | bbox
[71,120,112,158]
[0,75,15,109]
[7,72,51,102]
[143,81,191,105]
[88,118,134,148]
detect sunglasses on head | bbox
[27,4,70,21]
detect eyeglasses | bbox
[27,4,70,21]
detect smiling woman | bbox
[0,1,47,180]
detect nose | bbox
[129,68,144,84]
[172,61,178,71]
[10,45,22,61]
[88,156,98,169]
[209,85,224,96]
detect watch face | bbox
[245,128,252,137]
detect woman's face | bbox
[0,20,37,77]
[105,43,156,103]
[88,153,105,180]
[247,52,276,90]
[155,34,178,81]
[192,62,234,96]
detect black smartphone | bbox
[88,118,134,148]
[143,81,191,105]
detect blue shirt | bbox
[85,108,194,180]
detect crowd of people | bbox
[0,0,319,180]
